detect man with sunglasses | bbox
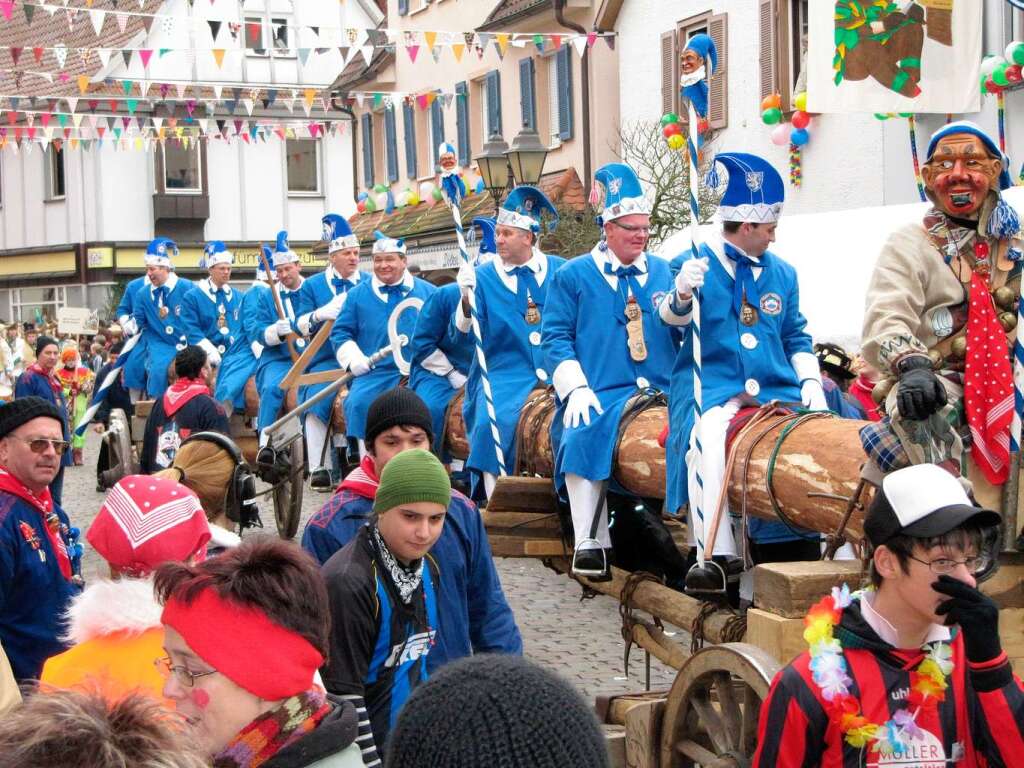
[753,463,1022,767]
[0,396,82,682]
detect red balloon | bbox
[985,78,1003,93]
[662,122,682,138]
[356,201,367,213]
[1006,64,1023,83]
[791,110,811,130]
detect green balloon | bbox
[1009,43,1024,66]
[431,188,444,201]
[660,113,680,126]
[874,113,890,120]
[364,197,377,212]
[897,112,912,118]
[373,183,388,194]
[761,107,782,125]
[992,61,1010,86]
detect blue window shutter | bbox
[398,0,408,16]
[455,81,469,166]
[430,98,444,167]
[485,70,501,139]
[361,112,374,187]
[519,57,536,131]
[384,106,398,183]
[556,46,574,141]
[403,102,417,179]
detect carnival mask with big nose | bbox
[921,135,1003,218]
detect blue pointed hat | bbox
[497,185,558,233]
[322,213,358,253]
[372,229,406,256]
[256,245,277,282]
[683,33,718,78]
[273,231,300,268]
[201,241,234,269]
[145,237,178,269]
[593,163,649,223]
[472,216,497,256]
[711,152,785,223]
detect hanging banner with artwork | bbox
[806,0,981,114]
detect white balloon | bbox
[375,192,389,210]
[419,181,434,199]
[981,55,1005,78]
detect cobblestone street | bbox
[68,433,680,703]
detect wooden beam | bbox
[752,561,864,618]
[487,475,557,514]
[481,510,562,534]
[295,369,348,387]
[488,536,569,558]
[279,320,335,391]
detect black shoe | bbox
[572,548,612,581]
[256,446,290,484]
[310,468,332,491]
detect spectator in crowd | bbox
[0,397,82,682]
[303,388,521,672]
[140,346,229,474]
[154,537,367,767]
[41,475,214,703]
[92,341,133,492]
[386,654,610,768]
[849,354,883,422]
[0,688,209,768]
[57,344,95,467]
[89,342,106,373]
[14,336,71,504]
[814,342,865,419]
[321,448,451,761]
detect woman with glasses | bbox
[154,537,366,768]
[0,396,80,683]
[14,335,72,505]
[41,474,215,703]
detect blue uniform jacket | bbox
[15,370,71,468]
[133,274,197,397]
[0,490,80,681]
[543,248,680,487]
[302,486,522,671]
[663,242,813,516]
[116,276,149,391]
[214,284,265,409]
[329,275,436,440]
[180,278,242,358]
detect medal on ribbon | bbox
[525,297,541,325]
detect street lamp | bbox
[474,132,510,203]
[506,124,549,186]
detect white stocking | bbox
[565,473,611,550]
[483,472,497,500]
[305,415,329,472]
[685,399,740,558]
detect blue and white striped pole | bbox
[74,331,141,437]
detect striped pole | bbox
[907,116,926,203]
[686,99,707,568]
[73,331,142,437]
[448,199,508,477]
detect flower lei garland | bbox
[804,584,954,756]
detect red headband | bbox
[161,588,323,701]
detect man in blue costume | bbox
[0,397,81,681]
[214,249,275,416]
[660,152,826,583]
[296,214,364,490]
[253,232,308,463]
[543,163,681,578]
[301,387,521,671]
[133,238,196,398]
[115,258,152,402]
[455,188,565,499]
[180,240,242,372]
[409,217,496,459]
[330,232,435,456]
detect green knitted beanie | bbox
[374,449,451,515]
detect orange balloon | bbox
[760,93,782,111]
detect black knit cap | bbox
[35,335,58,359]
[386,654,611,768]
[0,396,64,439]
[364,387,434,450]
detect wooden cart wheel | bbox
[273,439,305,540]
[659,642,779,768]
[98,408,139,488]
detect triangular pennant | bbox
[360,45,373,65]
[54,44,68,69]
[9,47,20,66]
[22,3,33,24]
[115,12,127,33]
[572,35,588,57]
[297,48,311,66]
[77,74,90,94]
[451,43,465,62]
[121,48,131,68]
[90,9,105,36]
[212,49,226,68]
[423,31,437,49]
[97,48,111,67]
[550,34,562,50]
[496,33,510,56]
[604,34,615,50]
[32,46,43,64]
[208,20,221,41]
[139,50,153,68]
[0,1,12,21]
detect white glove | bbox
[350,352,372,377]
[675,257,709,298]
[206,347,222,367]
[275,318,293,338]
[801,379,828,412]
[446,370,467,389]
[315,293,347,322]
[457,261,476,294]
[563,387,604,429]
[120,316,139,337]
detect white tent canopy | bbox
[655,187,1024,352]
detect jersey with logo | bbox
[320,525,440,752]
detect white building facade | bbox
[0,0,380,323]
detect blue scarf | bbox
[723,242,761,316]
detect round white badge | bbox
[217,345,226,354]
[165,326,174,335]
[529,331,542,346]
[220,326,230,335]
[745,378,760,397]
[636,377,650,389]
[740,333,758,350]
[535,368,548,382]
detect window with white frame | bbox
[44,144,65,200]
[162,141,201,193]
[242,1,293,59]
[245,15,267,56]
[12,286,66,325]
[286,138,321,194]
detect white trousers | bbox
[482,472,497,500]
[565,472,611,551]
[305,415,329,472]
[685,398,741,558]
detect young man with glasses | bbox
[752,463,1023,767]
[0,396,82,682]
[542,163,680,578]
